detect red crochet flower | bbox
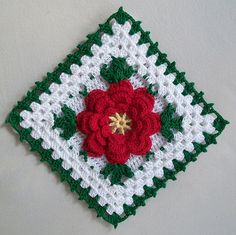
[76,80,161,164]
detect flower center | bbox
[109,113,131,135]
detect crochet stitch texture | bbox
[77,80,161,164]
[6,7,228,227]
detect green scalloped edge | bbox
[6,7,229,228]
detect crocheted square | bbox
[7,7,228,227]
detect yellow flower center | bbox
[109,113,131,135]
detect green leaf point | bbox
[53,105,77,140]
[100,164,134,185]
[100,57,135,83]
[160,104,183,142]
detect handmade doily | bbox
[7,8,229,227]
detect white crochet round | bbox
[19,20,215,216]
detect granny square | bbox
[7,7,228,227]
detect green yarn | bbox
[79,86,88,97]
[77,43,93,57]
[129,20,141,35]
[89,75,95,80]
[79,150,88,162]
[172,159,186,172]
[53,105,76,140]
[113,7,130,25]
[164,62,177,75]
[99,22,113,35]
[138,165,144,171]
[138,31,151,45]
[5,7,229,228]
[147,84,158,96]
[87,32,102,47]
[147,42,159,57]
[100,164,134,185]
[100,56,135,83]
[146,151,155,161]
[163,167,177,180]
[160,104,183,142]
[160,146,165,151]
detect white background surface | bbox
[0,1,235,234]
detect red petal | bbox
[89,113,102,132]
[106,135,130,164]
[128,134,152,155]
[133,112,161,136]
[83,132,105,156]
[99,115,109,127]
[85,89,114,113]
[96,131,107,146]
[108,80,134,94]
[76,111,92,134]
[101,125,112,138]
[76,111,101,134]
[103,107,118,117]
[128,88,155,119]
[106,152,130,165]
[108,80,134,113]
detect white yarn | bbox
[19,20,215,215]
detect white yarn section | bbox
[19,20,216,216]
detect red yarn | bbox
[76,80,161,164]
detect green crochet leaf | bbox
[53,105,76,140]
[160,104,183,142]
[101,164,134,185]
[100,56,135,83]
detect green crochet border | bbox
[6,7,229,228]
